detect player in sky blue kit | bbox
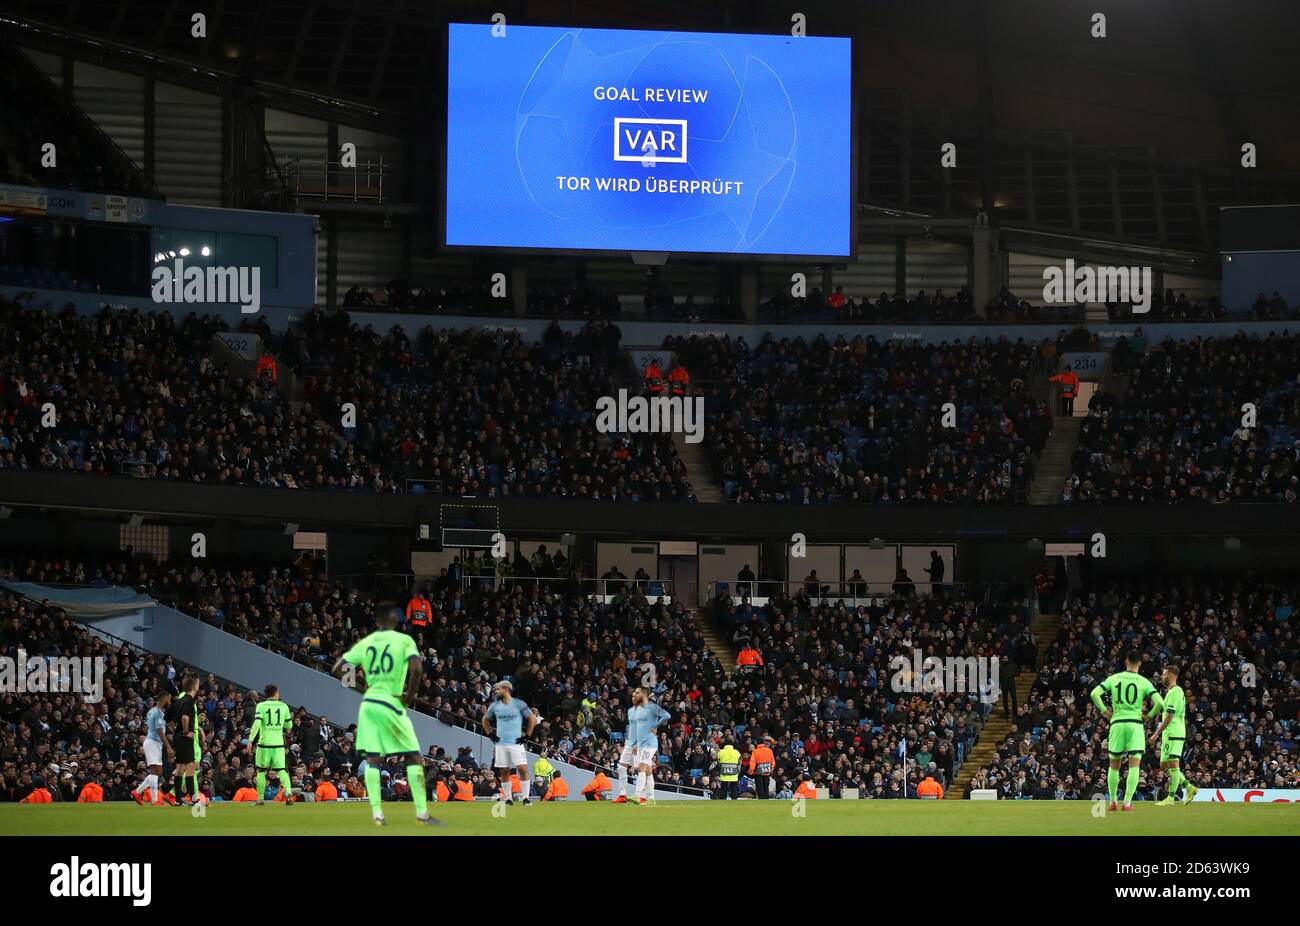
[483,680,537,805]
[132,691,174,806]
[620,686,671,805]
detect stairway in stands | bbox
[691,607,735,676]
[948,610,1062,798]
[673,431,726,502]
[1027,416,1081,504]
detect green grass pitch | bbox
[2,800,1296,836]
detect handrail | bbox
[456,574,675,599]
[707,579,990,603]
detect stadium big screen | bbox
[442,24,853,258]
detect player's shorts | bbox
[618,743,637,767]
[173,735,195,764]
[493,743,527,769]
[1107,720,1145,757]
[255,745,287,770]
[1159,734,1185,762]
[143,737,163,767]
[355,699,421,757]
[634,746,658,767]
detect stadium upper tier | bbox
[1,292,1297,505]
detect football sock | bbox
[1125,765,1140,803]
[1107,768,1119,803]
[365,765,383,815]
[408,765,428,817]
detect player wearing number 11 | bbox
[1090,650,1165,813]
[332,601,443,827]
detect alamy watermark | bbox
[0,649,106,703]
[595,388,705,444]
[151,257,261,314]
[1042,258,1151,314]
[889,650,1000,705]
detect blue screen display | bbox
[444,24,853,257]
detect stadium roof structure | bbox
[2,0,1296,169]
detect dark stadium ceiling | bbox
[0,0,1296,171]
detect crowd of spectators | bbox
[974,573,1298,800]
[285,308,693,500]
[0,577,580,805]
[0,292,356,488]
[0,294,693,500]
[669,331,1052,504]
[1063,332,1300,503]
[3,548,1013,798]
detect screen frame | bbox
[437,21,858,263]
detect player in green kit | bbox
[1090,650,1164,812]
[248,684,294,805]
[331,601,443,827]
[1149,663,1199,805]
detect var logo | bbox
[614,118,688,164]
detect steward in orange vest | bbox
[405,593,432,628]
[643,361,664,394]
[582,771,613,800]
[748,740,776,799]
[1048,367,1080,416]
[452,778,475,801]
[794,779,818,799]
[233,786,260,802]
[435,779,451,802]
[668,365,690,396]
[917,775,944,799]
[20,786,53,803]
[315,780,340,801]
[255,354,278,382]
[544,773,570,800]
[77,782,104,802]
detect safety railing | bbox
[707,579,1000,608]
[279,155,386,204]
[457,574,674,603]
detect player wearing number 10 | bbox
[1090,650,1165,812]
[331,601,443,827]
